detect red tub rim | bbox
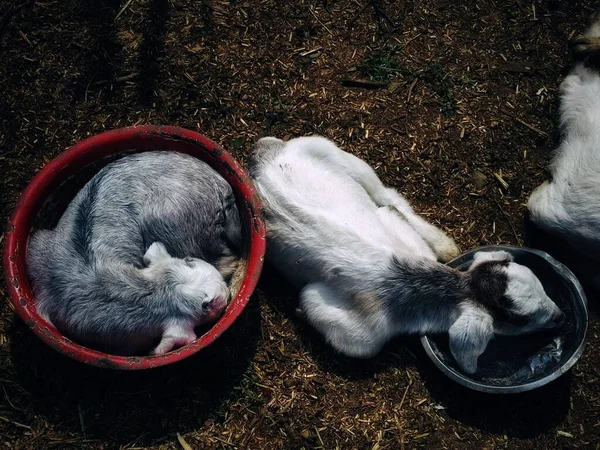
[2,125,266,370]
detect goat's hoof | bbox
[434,238,461,263]
[295,307,307,320]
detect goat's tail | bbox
[247,137,285,178]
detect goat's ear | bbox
[470,250,513,268]
[143,242,171,265]
[449,307,494,374]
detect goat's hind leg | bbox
[303,139,460,261]
[299,282,383,358]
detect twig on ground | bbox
[341,78,389,89]
[0,0,33,38]
[115,0,135,21]
[310,6,333,36]
[491,197,522,245]
[91,73,139,86]
[514,116,548,137]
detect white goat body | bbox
[249,136,564,373]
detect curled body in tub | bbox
[26,151,243,355]
[248,136,564,374]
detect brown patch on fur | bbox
[569,36,600,69]
[214,255,240,280]
[351,291,383,316]
[467,260,510,312]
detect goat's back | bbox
[250,138,417,286]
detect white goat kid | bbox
[528,11,600,288]
[249,136,564,374]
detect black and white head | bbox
[450,250,565,374]
[142,242,229,323]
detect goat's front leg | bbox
[151,320,197,355]
[299,282,384,358]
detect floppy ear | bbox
[470,250,513,268]
[449,308,494,374]
[143,242,171,265]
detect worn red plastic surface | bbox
[2,125,266,370]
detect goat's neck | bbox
[377,257,469,334]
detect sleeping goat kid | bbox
[27,151,243,356]
[248,136,564,374]
[528,11,600,288]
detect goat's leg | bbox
[376,205,437,259]
[301,139,459,261]
[299,282,384,358]
[151,320,196,355]
[381,202,460,262]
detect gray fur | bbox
[27,151,243,355]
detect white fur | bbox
[472,250,513,265]
[449,305,494,374]
[249,137,564,374]
[142,243,229,353]
[528,14,600,282]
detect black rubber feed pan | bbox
[421,246,588,394]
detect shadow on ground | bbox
[73,0,124,102]
[137,0,169,107]
[70,0,171,106]
[258,263,423,380]
[9,296,262,446]
[412,342,572,439]
[525,212,600,312]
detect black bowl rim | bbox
[420,245,589,394]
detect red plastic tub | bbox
[2,125,266,369]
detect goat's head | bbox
[142,242,229,323]
[449,250,564,374]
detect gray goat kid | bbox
[248,136,564,373]
[27,151,243,355]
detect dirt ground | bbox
[1,0,599,449]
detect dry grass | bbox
[1,0,599,449]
